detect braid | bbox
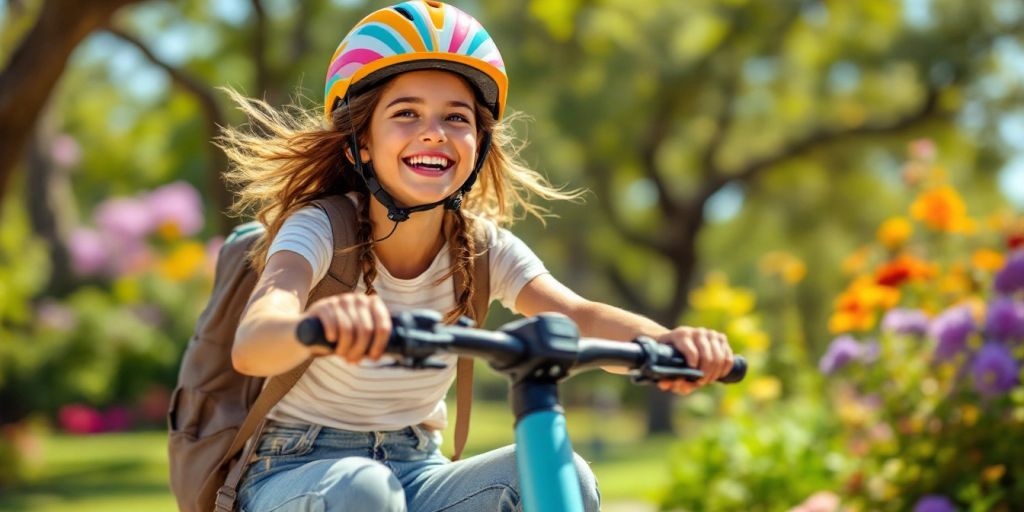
[357,196,379,296]
[442,209,476,324]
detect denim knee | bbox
[320,457,405,512]
[573,452,601,512]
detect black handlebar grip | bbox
[296,317,334,349]
[721,356,747,383]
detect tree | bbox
[491,0,1022,433]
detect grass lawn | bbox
[0,402,676,511]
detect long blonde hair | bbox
[217,75,581,322]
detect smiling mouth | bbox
[402,155,454,175]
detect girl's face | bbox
[361,70,479,208]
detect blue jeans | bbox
[237,420,601,512]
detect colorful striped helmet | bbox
[324,1,507,122]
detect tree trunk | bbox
[26,129,77,296]
[0,0,142,208]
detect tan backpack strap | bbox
[448,217,492,462]
[213,361,311,511]
[312,195,361,293]
[214,194,360,510]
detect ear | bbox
[344,144,372,164]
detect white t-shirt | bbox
[264,203,548,432]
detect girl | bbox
[224,2,734,511]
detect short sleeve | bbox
[484,221,549,312]
[266,206,334,287]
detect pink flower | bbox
[147,181,204,237]
[58,404,103,434]
[67,228,109,276]
[50,134,82,168]
[909,138,936,161]
[94,197,155,242]
[788,491,840,512]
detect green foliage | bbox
[662,397,846,512]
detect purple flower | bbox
[972,342,1019,397]
[929,305,976,361]
[995,250,1024,294]
[94,197,154,243]
[819,335,864,375]
[147,181,203,237]
[913,495,956,512]
[986,297,1024,341]
[67,228,109,275]
[882,308,930,336]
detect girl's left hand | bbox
[654,326,733,395]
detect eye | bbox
[392,109,417,118]
[446,113,471,123]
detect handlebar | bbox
[295,310,747,385]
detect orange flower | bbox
[971,249,1005,272]
[877,217,912,249]
[842,246,872,276]
[910,185,968,232]
[874,254,937,287]
[829,276,900,333]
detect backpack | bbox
[167,195,491,512]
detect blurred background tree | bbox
[1,0,1023,507]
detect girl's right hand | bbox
[301,293,392,363]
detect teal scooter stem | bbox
[513,382,584,512]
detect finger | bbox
[707,331,727,382]
[332,302,355,359]
[671,379,697,395]
[368,297,391,360]
[674,329,701,374]
[695,329,715,384]
[344,297,373,363]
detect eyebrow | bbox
[385,96,474,111]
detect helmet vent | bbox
[394,6,415,21]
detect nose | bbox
[419,118,446,143]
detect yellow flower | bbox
[758,251,806,284]
[689,272,755,316]
[748,376,781,402]
[728,317,770,353]
[971,249,1005,272]
[939,263,972,296]
[158,242,207,282]
[877,217,912,249]
[958,403,974,428]
[910,185,968,232]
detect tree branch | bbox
[107,26,233,234]
[250,0,270,103]
[700,85,945,204]
[0,0,141,210]
[590,160,674,257]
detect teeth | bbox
[407,155,450,167]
